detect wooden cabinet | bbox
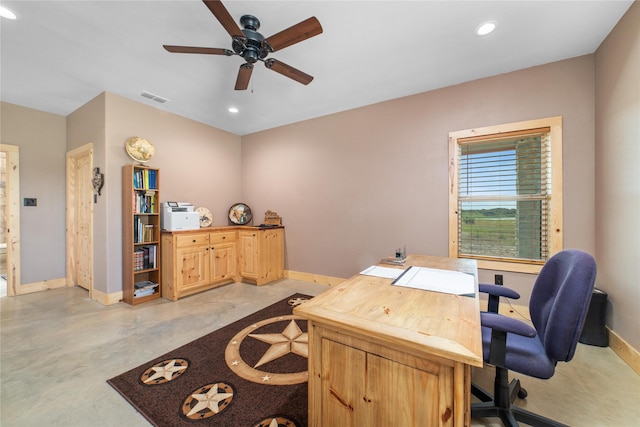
[122,165,161,305]
[310,326,448,426]
[161,230,237,301]
[294,255,482,427]
[161,227,284,300]
[238,227,284,285]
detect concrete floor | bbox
[1,280,639,426]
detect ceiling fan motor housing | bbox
[233,15,270,63]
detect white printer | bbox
[161,202,200,231]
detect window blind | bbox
[457,129,551,263]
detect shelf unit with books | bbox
[122,164,161,304]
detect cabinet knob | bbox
[192,239,196,243]
[222,236,226,239]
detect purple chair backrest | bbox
[529,249,597,363]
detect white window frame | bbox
[448,116,563,274]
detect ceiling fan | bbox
[163,0,323,90]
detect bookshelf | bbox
[122,164,161,304]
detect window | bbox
[448,117,563,273]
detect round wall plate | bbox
[196,207,213,227]
[228,203,252,225]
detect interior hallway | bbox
[1,280,639,426]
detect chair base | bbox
[471,369,568,427]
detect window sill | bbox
[474,259,542,274]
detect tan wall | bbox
[66,93,242,295]
[102,93,242,294]
[595,1,640,350]
[67,93,107,293]
[242,54,597,301]
[1,102,67,283]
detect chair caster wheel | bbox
[517,388,528,399]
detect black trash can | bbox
[579,288,609,347]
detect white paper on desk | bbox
[392,266,475,295]
[360,265,405,279]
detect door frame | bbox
[66,143,94,298]
[1,144,20,296]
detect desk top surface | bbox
[293,254,483,367]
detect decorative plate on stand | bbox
[196,207,213,228]
[228,203,252,225]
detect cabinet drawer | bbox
[210,231,236,244]
[176,233,209,248]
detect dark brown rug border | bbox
[107,293,312,426]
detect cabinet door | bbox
[176,245,210,290]
[259,229,284,284]
[320,339,442,426]
[320,338,366,426]
[211,243,236,282]
[238,231,258,279]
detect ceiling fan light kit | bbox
[164,0,322,90]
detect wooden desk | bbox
[293,255,482,427]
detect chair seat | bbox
[482,325,556,379]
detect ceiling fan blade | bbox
[202,0,243,39]
[235,63,253,90]
[265,59,313,85]
[265,17,323,52]
[163,45,231,55]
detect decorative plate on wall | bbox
[196,207,213,228]
[228,203,252,225]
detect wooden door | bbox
[74,153,92,290]
[260,228,284,283]
[66,144,93,295]
[1,144,20,296]
[211,243,236,282]
[238,231,257,279]
[176,245,210,290]
[320,338,366,426]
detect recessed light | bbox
[476,21,497,36]
[228,107,239,113]
[0,6,17,20]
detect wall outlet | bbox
[24,198,37,207]
[495,274,503,285]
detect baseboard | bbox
[607,327,640,375]
[16,277,67,294]
[92,288,123,305]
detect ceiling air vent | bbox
[140,91,170,104]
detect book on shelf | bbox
[133,246,156,270]
[134,249,145,271]
[133,168,158,190]
[134,280,158,298]
[133,191,157,213]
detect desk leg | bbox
[453,362,470,427]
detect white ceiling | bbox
[1,1,633,136]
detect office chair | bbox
[471,249,597,427]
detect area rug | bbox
[107,294,312,427]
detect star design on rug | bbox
[288,297,308,307]
[140,358,189,385]
[143,359,188,384]
[225,314,309,386]
[186,383,234,417]
[249,319,308,368]
[261,374,271,382]
[254,416,299,427]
